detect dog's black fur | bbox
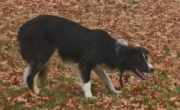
[17,15,154,94]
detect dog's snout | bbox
[149,67,155,72]
[147,62,154,73]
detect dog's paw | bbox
[34,88,40,95]
[29,91,41,98]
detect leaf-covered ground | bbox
[0,0,180,109]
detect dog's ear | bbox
[137,47,149,55]
[116,38,128,46]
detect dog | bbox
[17,15,154,97]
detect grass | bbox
[1,89,24,110]
[0,92,4,98]
[169,86,180,95]
[0,39,18,51]
[8,89,24,96]
[58,77,75,84]
[120,88,129,95]
[167,108,177,110]
[0,79,3,83]
[163,48,170,55]
[77,97,98,104]
[9,102,24,110]
[33,101,58,110]
[0,39,10,48]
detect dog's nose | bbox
[149,68,155,72]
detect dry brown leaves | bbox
[0,0,180,109]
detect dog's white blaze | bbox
[23,65,31,84]
[82,81,93,97]
[142,53,154,69]
[147,62,154,69]
[116,38,128,46]
[33,73,40,94]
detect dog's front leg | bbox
[79,62,94,98]
[93,67,121,94]
[82,81,93,97]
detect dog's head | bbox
[116,45,155,80]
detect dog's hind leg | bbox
[38,63,49,83]
[93,67,121,94]
[27,61,44,94]
[23,65,31,84]
[33,72,39,94]
[27,60,50,94]
[27,49,54,94]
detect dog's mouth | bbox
[134,69,146,80]
[119,69,148,87]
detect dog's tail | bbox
[38,63,49,83]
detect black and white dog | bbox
[17,15,154,97]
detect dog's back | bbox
[18,15,116,64]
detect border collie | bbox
[17,15,154,97]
